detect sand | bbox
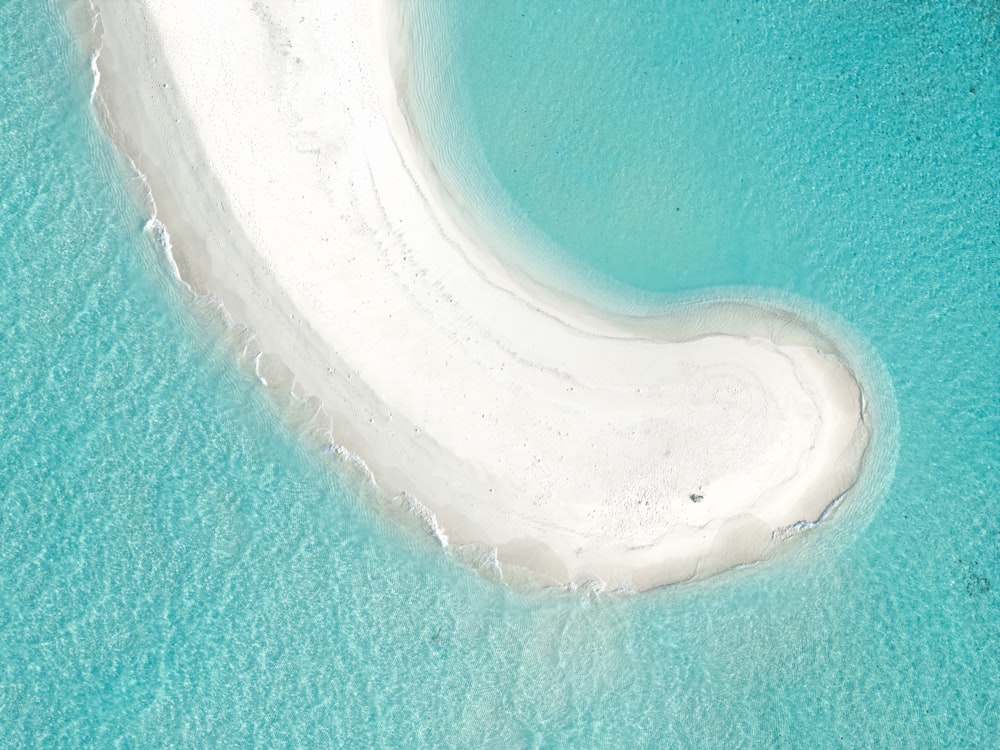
[80,0,870,591]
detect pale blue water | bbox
[1,1,996,747]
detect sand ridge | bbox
[84,0,869,591]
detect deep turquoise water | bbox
[1,1,996,747]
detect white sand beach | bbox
[84,0,870,591]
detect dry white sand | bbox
[82,0,870,591]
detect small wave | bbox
[86,0,102,104]
[772,518,818,542]
[144,217,184,283]
[83,0,189,292]
[88,48,100,104]
[397,491,449,546]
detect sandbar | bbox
[79,0,870,591]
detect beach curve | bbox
[81,0,871,591]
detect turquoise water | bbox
[1,1,996,747]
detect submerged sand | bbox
[81,0,870,591]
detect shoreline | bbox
[79,0,874,591]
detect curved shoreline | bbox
[79,0,873,591]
